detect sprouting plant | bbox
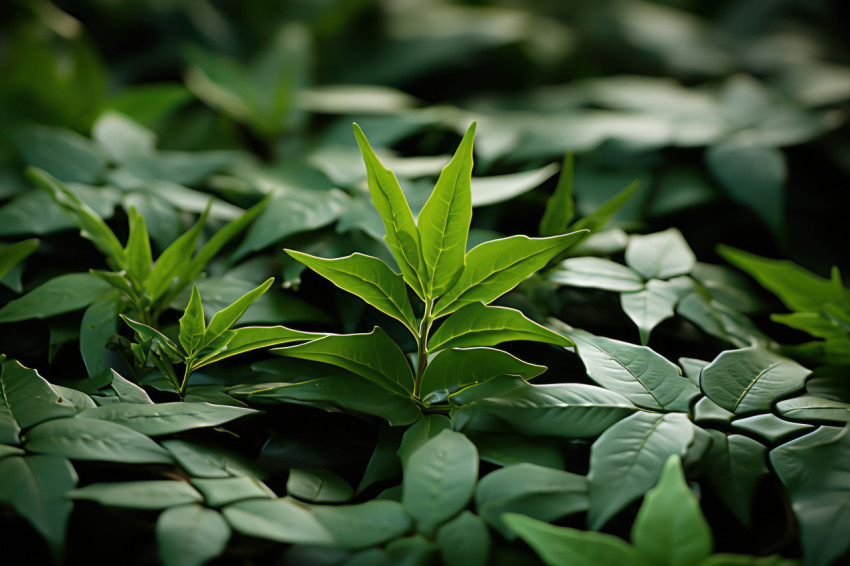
[281,123,584,405]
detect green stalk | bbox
[413,298,434,399]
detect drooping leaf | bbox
[311,500,412,550]
[287,468,353,503]
[0,272,111,323]
[201,278,274,350]
[620,279,680,344]
[77,402,259,436]
[587,411,695,529]
[0,359,77,430]
[69,481,202,509]
[402,429,478,536]
[434,232,586,318]
[549,257,644,292]
[156,504,231,566]
[427,302,571,352]
[625,228,696,280]
[437,511,491,566]
[539,152,575,237]
[700,347,811,414]
[418,122,475,297]
[223,497,336,545]
[0,239,39,280]
[702,430,768,527]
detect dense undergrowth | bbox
[1,1,850,565]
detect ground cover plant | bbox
[2,1,850,565]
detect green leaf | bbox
[693,397,734,424]
[272,327,415,396]
[420,347,546,405]
[631,455,712,566]
[121,315,183,363]
[92,112,156,163]
[702,430,767,527]
[0,272,111,323]
[0,455,77,562]
[549,257,644,292]
[80,293,120,377]
[402,429,478,536]
[25,417,174,464]
[471,164,560,207]
[397,414,452,470]
[27,168,125,265]
[539,152,575,237]
[588,412,695,529]
[475,463,588,538]
[312,500,412,550]
[287,250,417,332]
[450,375,637,439]
[621,279,680,344]
[771,426,850,566]
[179,286,206,356]
[0,358,77,430]
[146,205,210,304]
[69,481,202,509]
[776,395,850,424]
[161,439,265,479]
[569,180,640,235]
[503,513,647,566]
[14,126,107,184]
[731,414,813,444]
[472,433,565,469]
[77,402,259,436]
[0,444,25,459]
[192,325,322,369]
[625,228,696,280]
[567,330,698,412]
[437,511,491,566]
[0,238,39,280]
[434,232,586,318]
[201,277,274,349]
[353,123,425,299]
[288,467,353,503]
[418,122,475,297]
[427,302,572,353]
[223,497,336,545]
[124,207,153,285]
[191,476,275,507]
[700,347,811,414]
[157,505,231,566]
[386,534,439,566]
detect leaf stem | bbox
[178,360,193,399]
[414,298,434,399]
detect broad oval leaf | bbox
[397,414,452,470]
[434,232,587,318]
[587,411,695,529]
[286,250,416,332]
[77,402,259,436]
[271,327,415,396]
[223,497,336,545]
[0,358,77,430]
[418,122,475,297]
[700,347,811,414]
[567,330,698,412]
[450,375,637,439]
[0,272,111,323]
[191,476,275,507]
[776,395,850,424]
[157,504,231,566]
[437,511,491,566]
[620,279,680,344]
[549,257,644,292]
[427,302,571,352]
[69,481,202,509]
[402,429,478,536]
[420,347,546,405]
[625,228,695,280]
[287,467,353,503]
[311,500,412,550]
[25,417,174,464]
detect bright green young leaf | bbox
[567,330,698,412]
[620,279,680,344]
[353,123,425,299]
[0,272,111,323]
[223,497,336,546]
[0,358,77,429]
[420,347,546,405]
[437,511,491,566]
[121,315,183,362]
[397,414,452,470]
[631,455,713,566]
[539,152,575,237]
[503,513,647,566]
[25,417,174,464]
[77,402,259,436]
[286,250,417,332]
[146,204,210,304]
[588,411,695,529]
[434,232,586,318]
[625,228,696,280]
[271,327,415,396]
[157,504,231,566]
[702,430,767,527]
[312,500,412,550]
[427,302,572,352]
[192,325,323,369]
[200,277,274,350]
[450,375,637,439]
[776,395,850,423]
[191,476,275,507]
[288,467,353,503]
[0,238,39,280]
[402,429,478,536]
[124,207,153,285]
[475,463,588,539]
[69,481,202,509]
[700,347,811,414]
[179,286,206,356]
[549,257,645,292]
[418,122,475,297]
[771,312,847,340]
[0,455,78,562]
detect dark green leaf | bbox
[157,504,231,566]
[776,395,850,423]
[191,477,275,507]
[539,152,575,237]
[14,126,106,184]
[288,467,353,503]
[193,325,322,369]
[620,279,680,344]
[0,239,39,280]
[161,439,265,479]
[702,430,767,527]
[121,315,183,363]
[0,359,77,429]
[146,205,210,304]
[437,511,491,566]
[312,500,412,550]
[0,272,111,323]
[223,497,336,545]
[731,414,813,443]
[77,402,258,436]
[569,180,640,235]
[397,414,451,470]
[124,207,153,285]
[69,481,202,509]
[80,293,120,378]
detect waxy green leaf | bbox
[201,277,274,350]
[0,359,77,430]
[77,402,259,436]
[0,272,111,323]
[311,500,412,550]
[191,476,275,507]
[620,279,680,344]
[192,325,322,369]
[288,468,353,503]
[223,497,336,545]
[179,286,206,356]
[625,228,695,280]
[437,511,491,566]
[157,505,231,566]
[702,430,767,527]
[69,481,203,509]
[776,395,850,423]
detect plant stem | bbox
[178,361,193,399]
[413,298,434,399]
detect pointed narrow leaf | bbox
[121,315,183,362]
[179,286,206,355]
[125,207,153,284]
[0,359,77,429]
[539,152,575,237]
[192,325,323,369]
[157,504,231,566]
[428,302,571,352]
[286,250,416,332]
[0,272,111,323]
[588,412,695,529]
[69,481,202,509]
[0,238,39,280]
[418,122,475,297]
[353,123,425,298]
[146,205,209,303]
[570,180,640,235]
[434,232,586,318]
[271,327,414,396]
[201,278,274,349]
[631,455,712,566]
[77,402,258,436]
